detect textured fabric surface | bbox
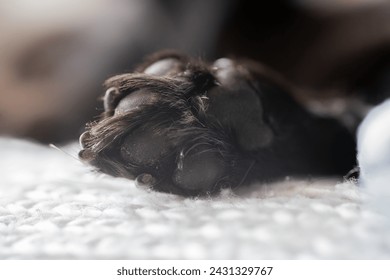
[0,137,389,260]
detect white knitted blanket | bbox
[1,129,389,259]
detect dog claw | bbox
[79,131,90,149]
[135,173,157,188]
[104,87,120,111]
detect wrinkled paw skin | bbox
[79,50,356,196]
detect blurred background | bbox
[1,0,389,143]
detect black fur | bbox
[79,51,356,196]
